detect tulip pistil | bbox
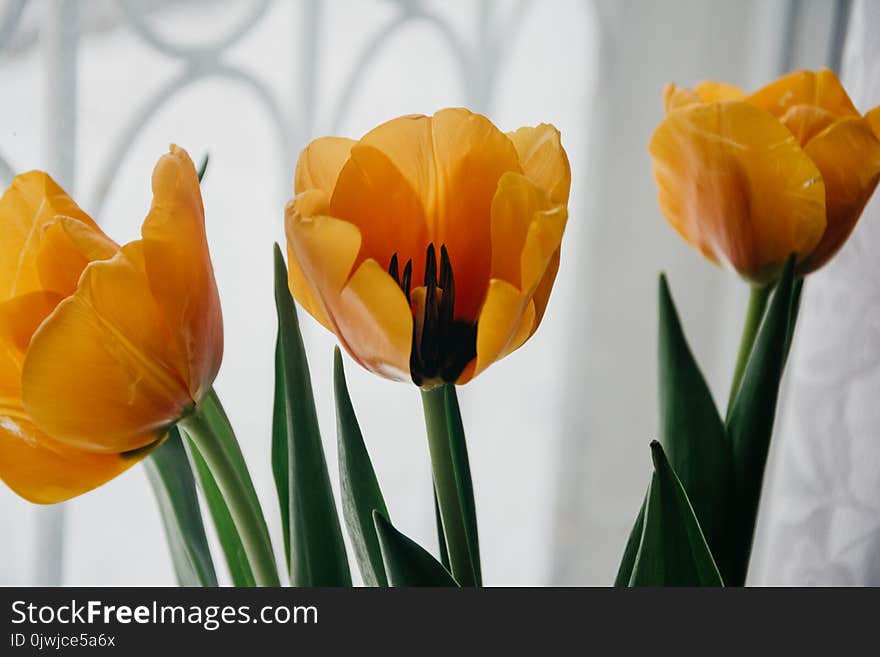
[389,244,477,386]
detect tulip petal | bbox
[285,213,362,336]
[336,259,413,380]
[748,68,859,120]
[361,108,522,321]
[37,216,119,298]
[22,243,191,453]
[866,105,880,141]
[650,100,827,283]
[295,137,355,196]
[329,143,429,278]
[0,291,63,362]
[490,172,567,294]
[507,124,571,204]
[778,104,838,146]
[664,82,745,112]
[0,171,97,303]
[0,416,149,504]
[473,278,529,377]
[530,248,560,334]
[0,292,143,504]
[801,117,880,272]
[139,145,223,403]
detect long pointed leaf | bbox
[725,256,796,585]
[271,335,291,571]
[334,347,388,587]
[614,496,645,587]
[186,440,256,587]
[656,274,733,576]
[373,511,457,587]
[433,489,450,571]
[629,442,723,587]
[273,244,350,586]
[443,386,481,585]
[144,427,218,587]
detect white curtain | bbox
[750,0,880,586]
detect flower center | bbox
[388,244,477,386]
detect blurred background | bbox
[0,0,877,586]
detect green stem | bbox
[727,284,771,415]
[179,389,280,587]
[421,385,475,586]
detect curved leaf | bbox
[629,442,723,587]
[334,347,388,587]
[273,244,351,586]
[725,256,797,585]
[373,511,457,587]
[144,427,218,587]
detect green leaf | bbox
[373,511,458,587]
[144,427,218,587]
[656,274,733,576]
[273,244,351,586]
[629,442,723,587]
[196,153,209,183]
[614,496,645,587]
[443,386,481,586]
[271,335,291,572]
[725,255,796,586]
[783,278,804,363]
[187,440,256,587]
[334,347,389,587]
[433,489,450,571]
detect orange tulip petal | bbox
[22,243,191,453]
[294,136,356,196]
[866,105,880,141]
[530,248,560,334]
[0,417,151,504]
[329,143,429,277]
[778,104,837,147]
[507,124,571,204]
[285,213,362,317]
[36,216,119,298]
[0,171,97,303]
[473,279,530,377]
[664,81,745,112]
[361,108,522,321]
[139,145,223,402]
[285,242,332,331]
[801,117,880,272]
[749,68,859,120]
[490,172,567,294]
[694,81,747,103]
[650,100,827,283]
[335,259,413,380]
[664,84,702,112]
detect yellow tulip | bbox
[652,68,880,283]
[0,145,223,503]
[286,108,570,387]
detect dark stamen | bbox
[388,252,399,283]
[438,244,454,327]
[424,243,437,287]
[401,259,412,300]
[408,242,476,386]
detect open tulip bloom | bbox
[284,108,570,586]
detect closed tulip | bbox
[652,68,880,283]
[286,108,570,387]
[0,145,222,503]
